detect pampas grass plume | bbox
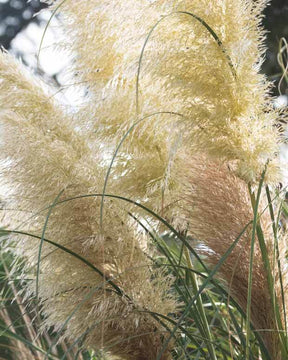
[0,0,287,359]
[0,50,177,359]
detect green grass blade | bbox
[37,0,68,69]
[265,185,287,338]
[0,229,124,298]
[136,10,236,113]
[36,190,64,308]
[155,220,251,360]
[100,111,183,230]
[246,169,266,360]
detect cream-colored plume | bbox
[0,0,287,359]
[0,50,176,360]
[48,0,280,188]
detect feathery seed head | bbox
[45,0,283,186]
[0,0,286,359]
[0,49,177,359]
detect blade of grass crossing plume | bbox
[136,10,237,114]
[0,229,124,297]
[183,246,217,360]
[100,111,183,231]
[246,169,266,360]
[155,221,252,360]
[36,189,64,310]
[265,185,287,342]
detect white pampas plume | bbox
[47,0,280,187]
[0,50,177,360]
[0,0,287,359]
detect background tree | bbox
[0,0,47,50]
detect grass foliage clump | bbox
[0,0,288,359]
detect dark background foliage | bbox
[0,0,47,49]
[263,0,288,77]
